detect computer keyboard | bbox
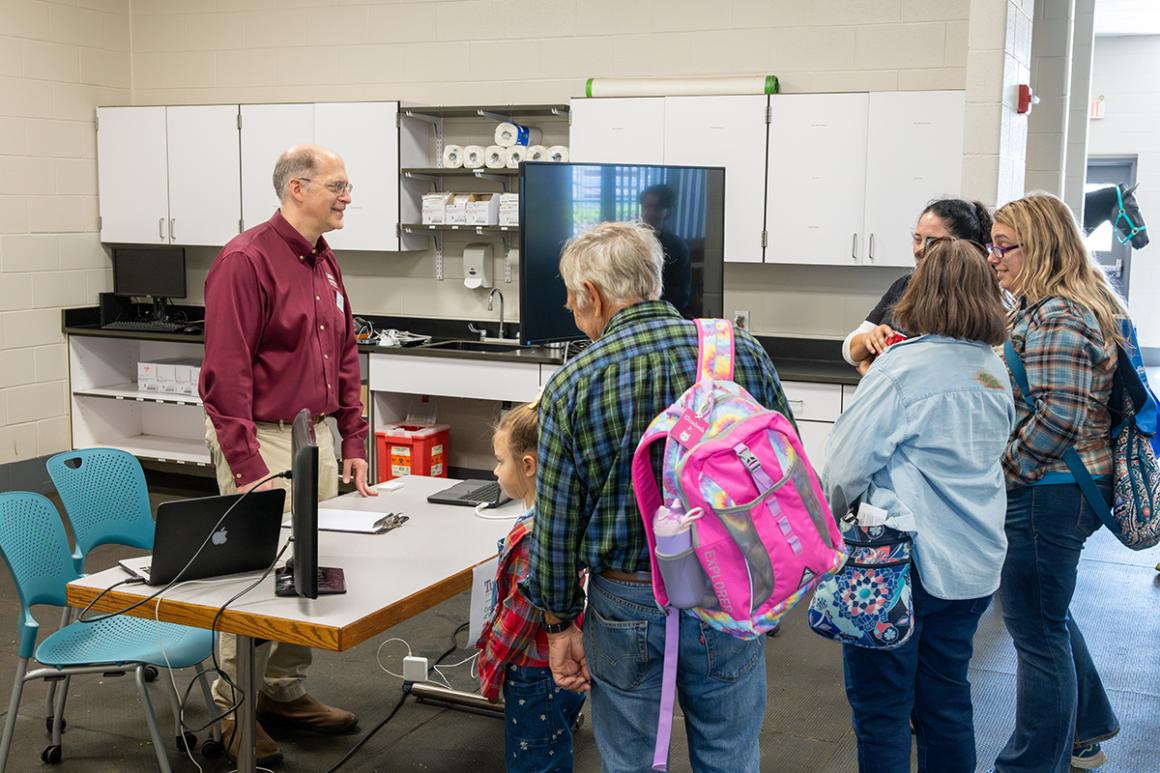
[103,320,188,333]
[459,481,501,503]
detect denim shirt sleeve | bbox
[821,367,910,519]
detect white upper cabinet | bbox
[315,102,400,252]
[239,103,314,233]
[663,95,767,264]
[863,91,965,267]
[97,106,240,246]
[765,93,869,266]
[97,107,170,245]
[569,97,666,165]
[239,101,400,251]
[166,105,242,247]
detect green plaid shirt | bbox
[523,301,793,619]
[1002,295,1116,486]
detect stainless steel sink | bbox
[419,339,525,353]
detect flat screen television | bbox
[518,162,726,345]
[275,409,345,598]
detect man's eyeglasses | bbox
[296,177,354,195]
[985,242,1021,259]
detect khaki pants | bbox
[204,416,340,706]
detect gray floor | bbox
[0,490,1157,772]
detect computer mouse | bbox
[181,325,203,334]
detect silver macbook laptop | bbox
[119,489,286,586]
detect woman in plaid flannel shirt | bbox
[987,193,1125,773]
[476,402,585,772]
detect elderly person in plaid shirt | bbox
[986,193,1124,773]
[522,221,793,773]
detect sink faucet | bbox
[487,288,505,339]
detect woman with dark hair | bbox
[824,238,1015,773]
[842,198,994,374]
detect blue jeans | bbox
[842,570,991,773]
[995,482,1120,773]
[503,664,586,772]
[583,574,766,773]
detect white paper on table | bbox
[281,508,394,534]
[468,556,500,645]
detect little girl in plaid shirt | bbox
[476,402,585,772]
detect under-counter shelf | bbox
[114,435,211,466]
[73,383,202,406]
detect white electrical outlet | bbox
[733,310,751,331]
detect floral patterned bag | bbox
[806,515,914,650]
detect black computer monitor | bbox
[518,162,726,345]
[112,247,187,321]
[276,409,345,598]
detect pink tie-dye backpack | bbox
[631,319,846,771]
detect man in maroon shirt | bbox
[199,144,374,765]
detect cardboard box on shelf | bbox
[499,193,519,226]
[139,357,202,395]
[465,193,500,226]
[445,194,472,225]
[421,192,453,225]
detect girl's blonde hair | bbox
[993,192,1128,343]
[495,401,539,459]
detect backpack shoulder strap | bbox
[695,318,735,382]
[1004,339,1113,522]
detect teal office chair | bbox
[0,492,216,771]
[44,448,222,760]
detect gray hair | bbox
[558,221,664,310]
[272,147,319,201]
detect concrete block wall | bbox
[0,0,131,469]
[132,0,971,342]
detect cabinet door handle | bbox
[851,233,858,262]
[169,218,175,242]
[158,217,166,240]
[787,399,805,409]
[868,233,875,262]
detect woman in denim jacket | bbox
[824,239,1015,773]
[986,193,1125,773]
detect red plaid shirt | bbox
[476,513,549,701]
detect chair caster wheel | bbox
[176,731,197,752]
[44,716,66,733]
[143,666,159,682]
[41,744,62,764]
[201,738,225,758]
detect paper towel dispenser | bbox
[463,243,494,289]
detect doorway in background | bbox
[1084,155,1138,299]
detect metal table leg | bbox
[236,635,257,773]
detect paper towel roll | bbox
[442,144,463,169]
[494,121,542,148]
[526,145,548,162]
[485,145,506,169]
[462,145,485,169]
[547,145,569,163]
[505,146,526,169]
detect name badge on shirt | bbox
[335,291,344,312]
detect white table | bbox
[66,476,520,772]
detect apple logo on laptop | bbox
[211,528,228,546]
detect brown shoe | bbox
[256,692,359,734]
[220,716,284,767]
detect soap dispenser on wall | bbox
[463,243,494,289]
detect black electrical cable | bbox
[323,621,472,773]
